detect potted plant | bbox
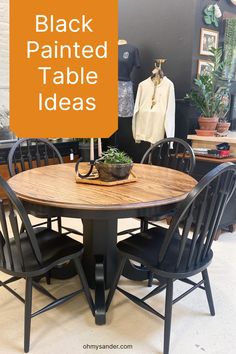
[186,48,231,136]
[95,147,133,182]
[216,90,231,136]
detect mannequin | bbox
[118,40,140,117]
[103,40,141,153]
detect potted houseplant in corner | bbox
[95,147,133,182]
[186,48,231,136]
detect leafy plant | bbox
[186,48,231,118]
[97,147,132,164]
[223,18,236,80]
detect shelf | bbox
[187,134,236,144]
[195,155,236,163]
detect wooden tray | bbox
[75,170,137,186]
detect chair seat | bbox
[1,228,83,275]
[117,226,213,275]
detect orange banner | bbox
[10,1,118,138]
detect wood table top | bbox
[8,163,197,211]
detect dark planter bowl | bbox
[95,162,133,182]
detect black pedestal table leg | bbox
[94,255,105,325]
[82,219,118,325]
[122,259,150,281]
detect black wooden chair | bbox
[7,138,82,237]
[107,162,236,354]
[0,175,94,353]
[141,137,195,173]
[118,138,196,286]
[118,137,196,237]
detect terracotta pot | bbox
[95,162,133,182]
[195,129,216,136]
[198,116,219,131]
[216,122,231,136]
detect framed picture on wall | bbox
[197,59,214,76]
[200,28,219,55]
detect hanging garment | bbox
[132,76,175,144]
[118,44,141,82]
[118,44,140,117]
[118,81,135,117]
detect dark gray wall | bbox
[192,0,236,86]
[117,0,236,161]
[119,0,197,99]
[188,0,236,134]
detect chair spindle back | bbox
[158,163,236,272]
[8,138,63,177]
[141,138,196,176]
[0,176,42,272]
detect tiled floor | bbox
[0,217,235,354]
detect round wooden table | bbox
[8,163,196,324]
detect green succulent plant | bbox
[97,147,132,164]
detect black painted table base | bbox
[82,219,164,324]
[82,219,118,325]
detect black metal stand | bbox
[75,158,95,178]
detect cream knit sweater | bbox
[132,76,175,144]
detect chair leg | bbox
[148,271,154,287]
[73,258,95,316]
[141,219,153,285]
[45,271,51,285]
[202,269,215,316]
[106,256,127,311]
[163,279,173,354]
[141,218,148,232]
[57,217,62,233]
[24,277,33,353]
[20,222,25,233]
[47,218,52,229]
